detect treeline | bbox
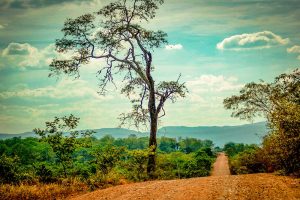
[0,132,216,189]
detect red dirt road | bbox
[71,153,300,200]
[211,152,230,176]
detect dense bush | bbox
[0,154,21,184]
[224,142,267,175]
[229,148,266,174]
[0,115,216,199]
[122,149,149,181]
[223,142,257,157]
[155,149,214,179]
[182,150,212,178]
[93,145,124,175]
[34,164,54,183]
[0,135,215,188]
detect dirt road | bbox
[211,152,230,176]
[71,153,300,200]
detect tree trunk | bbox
[147,113,157,178]
[145,52,158,178]
[146,70,157,178]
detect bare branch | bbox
[158,107,165,119]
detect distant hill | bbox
[157,122,268,147]
[0,128,146,140]
[0,132,36,140]
[0,122,268,147]
[92,128,147,138]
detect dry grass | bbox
[0,180,88,200]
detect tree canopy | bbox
[223,69,300,121]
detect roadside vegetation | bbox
[223,142,266,174]
[224,69,300,177]
[0,117,216,200]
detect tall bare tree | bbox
[50,0,187,177]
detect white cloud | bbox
[0,79,111,100]
[287,45,300,53]
[217,31,289,51]
[187,75,243,92]
[165,44,183,50]
[162,75,245,127]
[2,43,36,56]
[287,45,300,60]
[185,75,243,103]
[1,43,61,69]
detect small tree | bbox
[224,69,300,175]
[50,0,187,177]
[34,115,93,178]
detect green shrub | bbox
[122,149,149,181]
[229,148,266,174]
[156,152,188,179]
[35,164,55,183]
[158,137,178,153]
[92,145,124,175]
[156,150,213,179]
[181,150,212,178]
[0,154,21,184]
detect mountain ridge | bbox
[0,122,268,147]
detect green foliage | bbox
[224,69,300,175]
[183,150,213,177]
[158,137,178,153]
[179,138,213,154]
[229,148,266,174]
[265,99,300,175]
[122,149,149,181]
[224,143,268,175]
[0,154,20,184]
[34,164,54,183]
[156,150,214,179]
[223,142,257,157]
[0,142,8,155]
[34,115,94,178]
[93,145,125,175]
[113,135,148,150]
[0,137,49,165]
[92,135,213,154]
[87,170,123,191]
[0,133,215,186]
[200,147,214,157]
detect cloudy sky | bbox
[0,0,299,133]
